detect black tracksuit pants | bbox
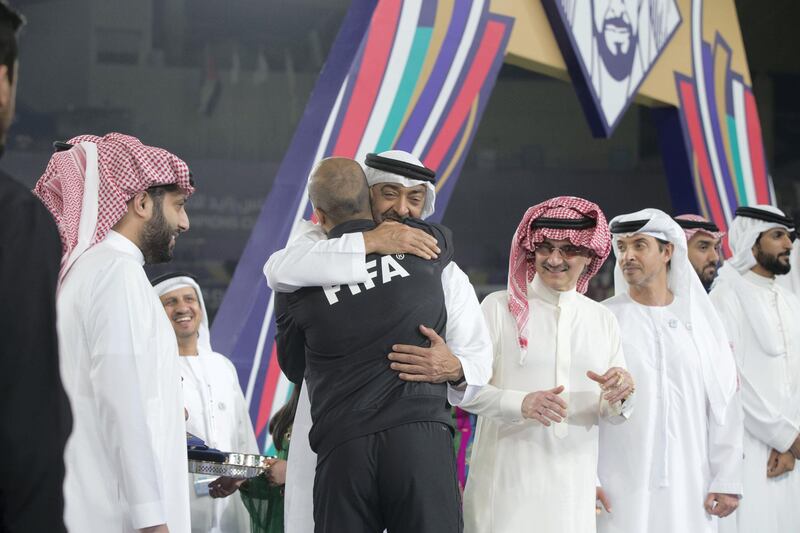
[313,421,463,533]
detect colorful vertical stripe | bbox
[672,0,775,252]
[332,0,403,156]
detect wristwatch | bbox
[448,374,466,387]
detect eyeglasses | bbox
[532,243,593,259]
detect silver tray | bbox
[188,452,274,479]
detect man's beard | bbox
[755,248,791,276]
[696,263,717,291]
[595,16,638,81]
[141,203,175,264]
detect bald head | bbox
[308,157,372,231]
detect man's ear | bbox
[130,191,153,219]
[664,242,675,262]
[313,207,327,228]
[580,256,592,275]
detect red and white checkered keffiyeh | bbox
[33,132,194,281]
[507,196,611,351]
[674,213,725,242]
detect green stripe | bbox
[375,27,433,152]
[727,115,748,205]
[262,382,295,455]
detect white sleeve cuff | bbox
[448,352,491,406]
[500,390,528,424]
[768,419,799,453]
[707,481,743,498]
[129,501,166,530]
[448,383,477,406]
[458,355,488,388]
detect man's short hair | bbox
[141,183,178,211]
[308,158,371,226]
[0,2,23,83]
[145,173,194,205]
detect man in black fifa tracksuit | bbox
[275,157,462,533]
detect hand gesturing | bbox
[521,385,568,426]
[587,367,635,404]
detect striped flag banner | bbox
[672,0,773,255]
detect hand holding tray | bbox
[187,432,273,479]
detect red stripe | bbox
[423,20,506,170]
[679,80,727,231]
[744,89,770,204]
[255,344,281,437]
[331,0,402,157]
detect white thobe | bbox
[182,351,259,533]
[711,271,800,533]
[598,294,743,533]
[460,278,631,533]
[264,220,493,533]
[57,231,190,532]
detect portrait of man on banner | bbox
[557,0,681,131]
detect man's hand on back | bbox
[388,325,463,383]
[767,448,795,478]
[363,221,440,259]
[704,492,739,517]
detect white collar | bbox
[528,274,577,307]
[103,230,145,265]
[743,269,776,289]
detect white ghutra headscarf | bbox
[363,150,437,219]
[152,273,212,354]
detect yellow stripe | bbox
[393,0,454,145]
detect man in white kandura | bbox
[263,150,492,533]
[33,133,194,533]
[460,196,635,533]
[153,272,259,533]
[598,209,742,533]
[710,205,800,533]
